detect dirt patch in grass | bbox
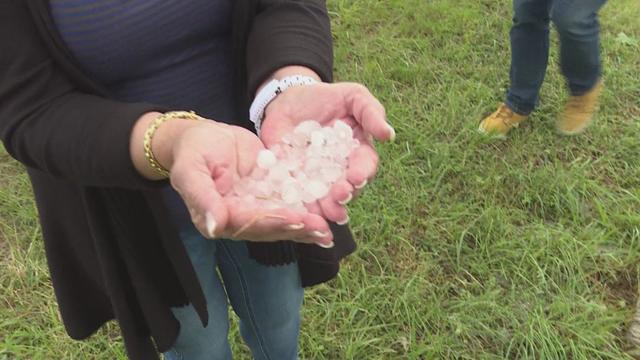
[592,266,638,306]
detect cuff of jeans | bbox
[505,99,532,116]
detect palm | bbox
[259,82,392,223]
[260,84,347,145]
[170,121,334,245]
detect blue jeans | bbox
[506,0,607,115]
[164,227,303,360]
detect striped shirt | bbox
[50,0,235,226]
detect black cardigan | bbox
[0,0,356,358]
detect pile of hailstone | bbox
[229,120,359,212]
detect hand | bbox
[259,82,395,223]
[168,120,334,246]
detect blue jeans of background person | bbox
[164,227,303,360]
[506,0,607,115]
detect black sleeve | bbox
[246,0,334,96]
[0,1,165,189]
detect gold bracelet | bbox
[143,111,202,178]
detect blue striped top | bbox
[50,0,235,226]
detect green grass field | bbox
[1,0,639,359]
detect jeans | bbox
[164,227,303,360]
[506,0,607,115]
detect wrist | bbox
[256,65,321,94]
[250,71,320,135]
[151,114,203,173]
[131,111,203,180]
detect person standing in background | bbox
[479,0,607,138]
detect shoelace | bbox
[496,105,516,126]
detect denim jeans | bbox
[506,0,607,115]
[164,227,303,360]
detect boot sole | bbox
[478,125,507,140]
[556,117,593,136]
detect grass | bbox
[1,0,639,358]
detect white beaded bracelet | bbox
[249,75,319,135]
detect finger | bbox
[231,126,264,176]
[227,205,332,246]
[339,83,395,141]
[260,121,291,147]
[301,201,340,246]
[328,116,357,128]
[317,180,352,224]
[329,179,355,205]
[225,204,303,238]
[303,199,343,246]
[171,167,229,239]
[345,143,379,189]
[272,215,334,244]
[188,206,203,227]
[304,200,325,217]
[352,122,375,146]
[318,195,349,225]
[209,163,236,196]
[296,212,334,247]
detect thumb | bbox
[171,167,229,238]
[258,115,291,147]
[339,83,395,142]
[210,162,236,196]
[201,180,229,238]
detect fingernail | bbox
[311,231,330,238]
[205,212,217,238]
[388,125,396,142]
[337,215,349,225]
[355,179,368,189]
[316,241,335,249]
[287,223,305,230]
[338,193,353,205]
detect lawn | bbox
[1,0,639,359]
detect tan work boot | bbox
[479,103,528,139]
[557,79,603,135]
[627,294,640,348]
